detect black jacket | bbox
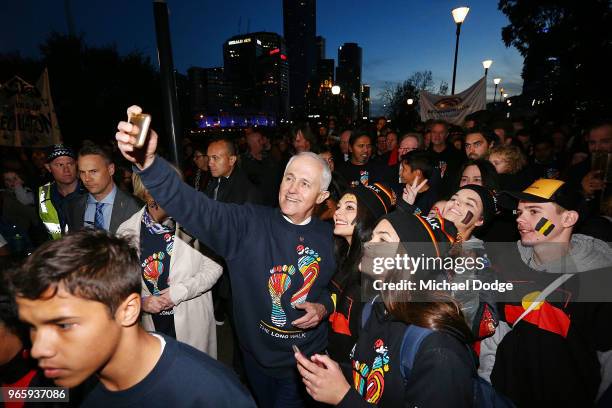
[204,166,262,205]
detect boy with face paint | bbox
[479,179,612,407]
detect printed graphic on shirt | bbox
[143,251,165,295]
[268,264,295,327]
[505,291,571,338]
[164,233,174,255]
[290,245,321,307]
[351,339,390,404]
[262,244,323,337]
[329,281,355,336]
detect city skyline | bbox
[2,0,524,115]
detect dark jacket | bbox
[65,186,142,234]
[204,166,262,205]
[136,157,335,378]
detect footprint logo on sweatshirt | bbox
[290,245,321,307]
[268,265,295,327]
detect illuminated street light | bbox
[493,78,501,102]
[331,85,341,95]
[482,59,493,76]
[450,7,470,94]
[407,98,414,105]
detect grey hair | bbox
[284,152,332,191]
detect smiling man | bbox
[66,144,140,234]
[7,230,254,407]
[479,179,612,407]
[115,105,336,407]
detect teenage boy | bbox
[479,179,612,407]
[7,230,255,407]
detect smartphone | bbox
[292,345,302,355]
[128,113,152,148]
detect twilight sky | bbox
[2,0,524,114]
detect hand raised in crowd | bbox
[295,351,350,405]
[402,177,428,205]
[292,302,327,329]
[581,170,605,197]
[115,105,158,170]
[142,288,174,314]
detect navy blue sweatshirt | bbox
[136,157,335,377]
[81,334,255,407]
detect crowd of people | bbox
[1,106,611,407]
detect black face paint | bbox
[461,210,474,225]
[535,217,555,236]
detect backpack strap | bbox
[399,325,434,379]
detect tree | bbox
[499,0,612,122]
[382,71,447,131]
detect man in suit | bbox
[205,138,261,205]
[66,144,141,234]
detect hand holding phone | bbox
[128,112,152,148]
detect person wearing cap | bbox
[479,178,612,407]
[37,144,84,240]
[328,183,396,369]
[296,210,476,407]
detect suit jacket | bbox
[204,166,262,205]
[65,186,142,234]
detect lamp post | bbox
[407,98,414,105]
[482,59,493,77]
[493,78,501,102]
[451,6,469,95]
[500,87,505,102]
[503,93,508,102]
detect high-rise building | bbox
[187,67,231,115]
[254,32,290,120]
[283,0,316,115]
[315,35,326,60]
[223,34,263,112]
[361,84,370,119]
[336,42,362,120]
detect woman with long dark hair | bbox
[328,183,396,367]
[297,211,477,407]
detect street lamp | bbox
[407,98,414,105]
[493,78,501,102]
[499,86,504,103]
[503,93,508,101]
[482,59,493,76]
[331,85,341,95]
[451,6,469,95]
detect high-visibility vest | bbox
[38,183,62,240]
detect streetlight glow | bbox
[493,78,501,85]
[482,60,493,69]
[450,6,470,94]
[407,98,414,105]
[331,85,341,95]
[452,7,470,24]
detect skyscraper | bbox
[283,0,316,115]
[223,34,263,111]
[315,35,326,60]
[336,42,362,120]
[187,67,231,115]
[254,32,290,120]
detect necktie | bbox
[213,178,221,201]
[94,202,105,230]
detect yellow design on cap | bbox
[523,179,565,200]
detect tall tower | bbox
[336,43,362,120]
[283,0,316,116]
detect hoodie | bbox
[479,234,612,407]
